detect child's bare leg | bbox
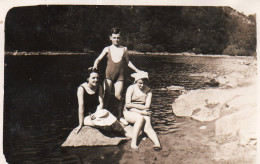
[103,79,113,109]
[114,81,124,119]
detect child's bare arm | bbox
[128,61,140,72]
[93,47,108,69]
[125,48,141,72]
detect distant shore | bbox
[4,51,90,56]
[4,51,255,58]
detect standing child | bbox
[92,27,141,125]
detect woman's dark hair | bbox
[110,27,121,35]
[86,68,99,82]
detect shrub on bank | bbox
[223,45,255,56]
[134,43,153,52]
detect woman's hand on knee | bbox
[141,110,151,116]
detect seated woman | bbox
[123,72,161,150]
[75,69,104,134]
[75,68,124,135]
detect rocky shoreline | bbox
[170,56,257,162]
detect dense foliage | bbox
[5,6,256,56]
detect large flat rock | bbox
[62,126,129,147]
[215,107,257,145]
[171,79,257,145]
[172,88,236,120]
[172,83,256,122]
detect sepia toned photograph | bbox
[1,3,258,164]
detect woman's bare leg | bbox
[124,111,144,149]
[143,116,161,147]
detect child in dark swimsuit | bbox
[92,27,141,125]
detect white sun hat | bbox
[91,109,117,126]
[131,71,149,83]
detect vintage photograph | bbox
[2,4,257,164]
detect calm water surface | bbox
[4,54,233,163]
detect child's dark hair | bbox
[110,27,121,35]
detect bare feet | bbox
[153,145,162,151]
[131,143,139,150]
[120,118,129,126]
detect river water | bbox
[3,54,241,163]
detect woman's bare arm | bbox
[129,108,151,116]
[129,92,152,110]
[125,85,134,104]
[125,86,152,115]
[76,86,85,133]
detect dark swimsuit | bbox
[105,46,129,83]
[80,85,100,116]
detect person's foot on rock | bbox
[153,145,162,151]
[120,118,129,126]
[131,143,139,150]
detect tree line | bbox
[5,6,256,56]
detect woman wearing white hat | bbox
[123,71,161,150]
